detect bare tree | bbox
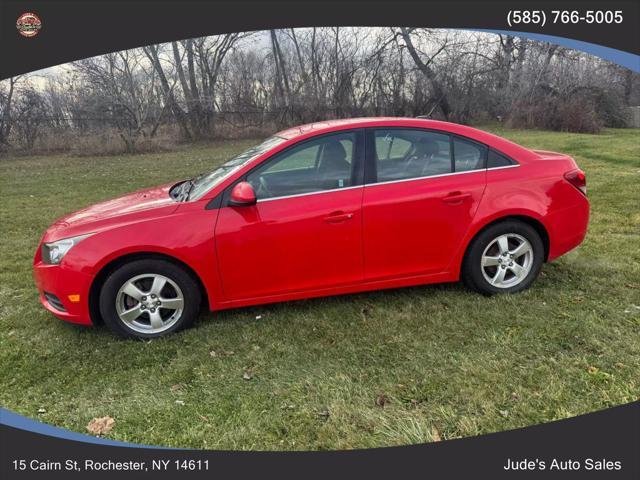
[399,28,452,119]
[144,43,193,140]
[0,77,20,147]
[3,28,638,155]
[13,87,46,150]
[75,49,164,152]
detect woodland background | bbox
[1,27,639,156]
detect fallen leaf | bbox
[431,426,442,442]
[210,350,234,358]
[587,366,599,374]
[170,384,182,392]
[375,394,389,408]
[86,416,115,436]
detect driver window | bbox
[374,129,452,182]
[247,132,356,200]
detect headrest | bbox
[414,138,440,157]
[321,140,347,163]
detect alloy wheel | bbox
[480,233,534,289]
[115,273,184,334]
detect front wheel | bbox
[99,259,201,339]
[462,221,544,295]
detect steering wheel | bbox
[257,176,273,198]
[420,154,437,176]
[404,148,418,171]
[406,150,434,175]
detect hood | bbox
[45,183,179,241]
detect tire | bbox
[99,259,201,339]
[461,220,544,295]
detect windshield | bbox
[187,136,286,201]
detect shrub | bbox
[506,85,630,133]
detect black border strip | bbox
[1,0,639,79]
[2,402,639,478]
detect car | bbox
[33,118,589,339]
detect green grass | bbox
[1,128,638,450]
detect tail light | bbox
[564,169,587,195]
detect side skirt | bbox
[211,271,458,311]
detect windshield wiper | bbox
[183,178,196,201]
[170,179,193,202]
[176,179,194,202]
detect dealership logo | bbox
[16,12,42,38]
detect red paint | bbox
[216,187,363,300]
[229,181,257,206]
[362,170,486,280]
[33,118,590,325]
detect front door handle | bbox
[324,211,354,223]
[442,191,471,205]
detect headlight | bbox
[41,233,93,265]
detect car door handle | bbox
[442,191,471,205]
[324,211,354,223]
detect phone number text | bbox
[507,10,623,27]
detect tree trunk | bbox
[144,45,192,139]
[399,28,451,119]
[0,77,17,145]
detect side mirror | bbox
[229,181,256,207]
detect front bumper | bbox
[33,260,95,325]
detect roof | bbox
[276,117,401,139]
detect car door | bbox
[215,130,365,301]
[362,128,487,281]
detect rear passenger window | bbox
[373,129,452,182]
[487,149,516,168]
[453,138,486,172]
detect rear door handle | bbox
[324,211,354,223]
[442,191,471,205]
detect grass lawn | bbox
[1,127,638,450]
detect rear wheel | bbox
[462,221,544,295]
[99,259,201,339]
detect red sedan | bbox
[34,118,589,338]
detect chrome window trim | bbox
[255,164,520,203]
[366,167,483,188]
[486,164,520,171]
[257,184,363,203]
